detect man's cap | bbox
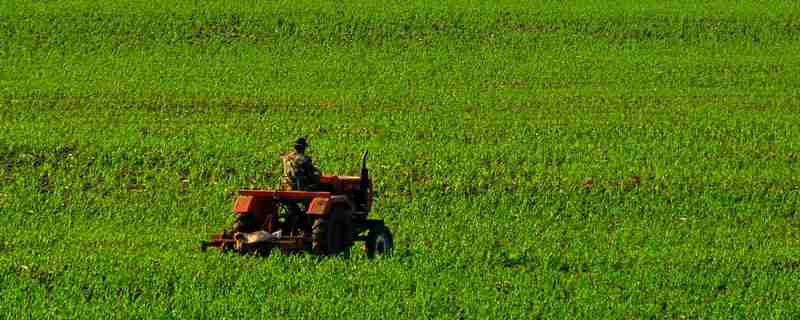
[294,137,309,147]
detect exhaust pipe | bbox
[360,151,369,190]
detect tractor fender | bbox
[329,195,354,212]
[307,195,353,216]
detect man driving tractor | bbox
[276,137,322,235]
[281,137,321,191]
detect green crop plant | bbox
[1,0,800,318]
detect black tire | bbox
[316,205,353,256]
[311,217,327,254]
[366,225,393,259]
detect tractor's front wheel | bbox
[366,225,393,259]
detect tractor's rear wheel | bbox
[366,225,393,259]
[311,218,327,253]
[313,205,353,256]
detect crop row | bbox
[3,2,800,52]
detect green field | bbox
[2,1,800,318]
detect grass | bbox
[2,1,800,318]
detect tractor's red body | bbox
[202,153,393,257]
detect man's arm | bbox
[304,157,321,177]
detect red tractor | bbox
[201,152,393,258]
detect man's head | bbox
[294,137,308,152]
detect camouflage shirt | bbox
[281,150,320,190]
